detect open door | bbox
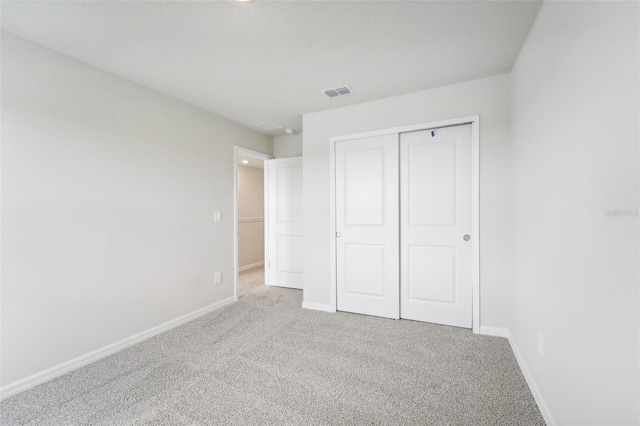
[267,157,303,289]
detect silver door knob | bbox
[336,232,342,238]
[463,234,470,241]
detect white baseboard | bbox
[238,261,264,272]
[479,326,509,338]
[0,296,236,401]
[507,332,556,426]
[301,302,336,313]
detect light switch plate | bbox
[214,211,221,222]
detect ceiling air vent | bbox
[322,85,354,99]
[256,121,284,131]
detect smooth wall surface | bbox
[237,165,265,269]
[273,133,303,158]
[1,33,272,386]
[303,74,513,328]
[510,2,639,424]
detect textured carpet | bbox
[1,267,544,425]
[238,265,266,300]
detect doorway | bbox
[234,147,272,300]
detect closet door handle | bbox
[336,232,342,238]
[463,234,470,241]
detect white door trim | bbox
[329,115,481,333]
[234,146,272,301]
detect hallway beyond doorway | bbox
[238,265,265,300]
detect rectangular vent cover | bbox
[322,85,354,99]
[256,121,284,131]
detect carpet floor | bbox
[1,267,544,425]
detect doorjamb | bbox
[234,146,273,301]
[328,115,481,333]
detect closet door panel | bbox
[400,125,473,328]
[335,134,399,319]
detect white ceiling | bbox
[1,1,541,136]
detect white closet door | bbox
[268,157,303,289]
[335,134,399,319]
[400,125,472,328]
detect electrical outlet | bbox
[537,332,544,356]
[214,272,222,284]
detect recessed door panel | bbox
[408,141,457,226]
[276,166,302,224]
[345,244,386,297]
[345,149,384,226]
[408,245,456,303]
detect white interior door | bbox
[335,134,399,319]
[268,157,303,289]
[400,125,472,328]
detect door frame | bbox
[329,115,481,333]
[234,146,273,301]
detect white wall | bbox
[510,2,639,425]
[237,165,264,269]
[302,74,513,328]
[0,32,272,387]
[273,133,303,158]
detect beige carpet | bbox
[0,268,544,425]
[238,265,266,300]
